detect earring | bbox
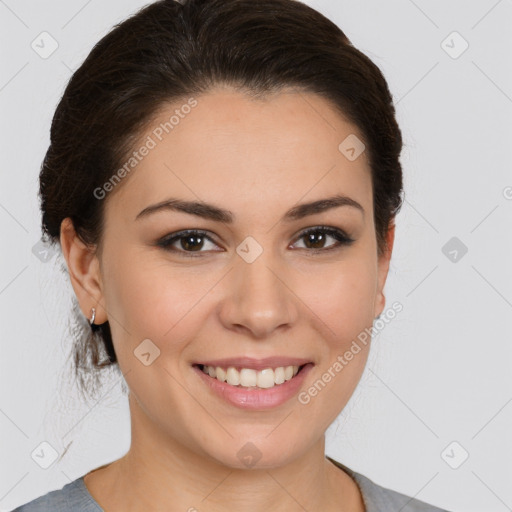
[89,307,96,325]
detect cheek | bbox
[101,247,213,357]
[298,255,377,343]
[292,259,376,425]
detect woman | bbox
[14,0,452,510]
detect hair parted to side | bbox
[39,0,404,396]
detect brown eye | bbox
[303,230,329,249]
[157,230,220,257]
[156,226,354,259]
[292,226,354,252]
[177,233,205,252]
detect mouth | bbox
[191,361,314,409]
[192,362,312,390]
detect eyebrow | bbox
[135,194,364,223]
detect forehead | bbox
[106,87,372,222]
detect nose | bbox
[218,252,298,339]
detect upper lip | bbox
[194,357,313,371]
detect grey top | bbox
[11,456,452,512]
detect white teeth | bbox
[200,364,301,389]
[257,368,275,389]
[226,367,240,385]
[274,366,285,385]
[216,366,227,382]
[240,368,257,387]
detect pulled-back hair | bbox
[39,0,404,392]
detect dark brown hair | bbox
[39,0,404,392]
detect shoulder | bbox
[350,470,451,512]
[327,456,452,512]
[10,477,102,512]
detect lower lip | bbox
[192,363,314,410]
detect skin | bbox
[60,85,395,512]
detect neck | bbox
[84,393,364,512]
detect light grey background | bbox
[1,1,511,511]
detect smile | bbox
[192,363,314,410]
[197,363,306,389]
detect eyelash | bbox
[156,226,355,258]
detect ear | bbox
[60,217,107,324]
[374,222,396,319]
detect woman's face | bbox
[84,86,393,468]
